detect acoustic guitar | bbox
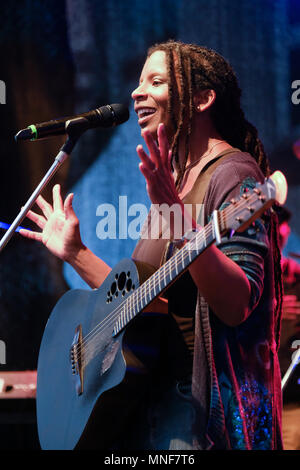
[36,171,287,449]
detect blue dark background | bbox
[0,0,299,449]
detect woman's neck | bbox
[174,126,231,176]
[172,117,233,195]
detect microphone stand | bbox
[0,118,87,253]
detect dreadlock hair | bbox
[147,39,283,341]
[147,40,271,185]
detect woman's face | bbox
[132,50,170,140]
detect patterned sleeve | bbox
[203,155,270,312]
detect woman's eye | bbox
[152,80,162,86]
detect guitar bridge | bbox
[70,325,84,396]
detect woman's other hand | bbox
[19,184,84,262]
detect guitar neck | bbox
[113,217,220,336]
[112,167,285,337]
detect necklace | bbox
[184,140,225,173]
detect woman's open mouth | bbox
[137,107,156,125]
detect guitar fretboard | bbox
[113,216,221,336]
[111,173,279,337]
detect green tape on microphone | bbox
[28,124,38,141]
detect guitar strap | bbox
[159,148,241,266]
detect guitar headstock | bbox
[269,170,288,205]
[221,171,288,234]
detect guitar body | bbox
[36,171,286,450]
[37,258,143,450]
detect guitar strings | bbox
[76,190,263,364]
[79,220,215,365]
[74,189,268,363]
[75,214,217,363]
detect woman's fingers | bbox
[26,209,46,229]
[53,184,64,212]
[64,193,76,221]
[23,188,76,229]
[35,195,53,218]
[141,125,171,171]
[19,228,43,242]
[136,144,156,172]
[138,162,153,181]
[143,130,161,169]
[157,123,169,167]
[136,127,177,206]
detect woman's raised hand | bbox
[137,123,180,206]
[19,184,84,262]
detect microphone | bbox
[15,103,129,142]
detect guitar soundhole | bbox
[106,271,135,303]
[111,282,117,295]
[126,279,132,292]
[117,272,126,291]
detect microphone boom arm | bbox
[0,133,79,253]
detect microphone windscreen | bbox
[109,103,130,124]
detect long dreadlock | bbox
[147,40,283,343]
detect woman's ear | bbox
[193,89,216,113]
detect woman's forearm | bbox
[67,245,111,289]
[166,201,252,326]
[189,244,251,326]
